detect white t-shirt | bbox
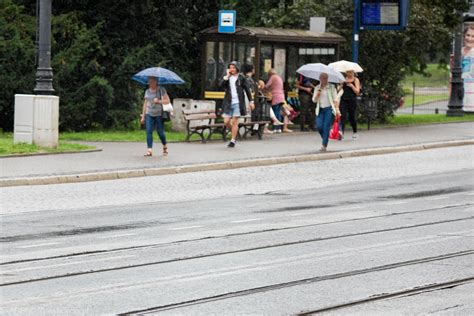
[229,75,239,104]
[319,87,331,108]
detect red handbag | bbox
[329,117,340,140]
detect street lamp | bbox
[34,0,54,95]
[447,9,465,116]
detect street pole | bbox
[34,0,54,95]
[352,0,360,63]
[447,9,464,116]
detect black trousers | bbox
[339,99,357,134]
[298,92,315,130]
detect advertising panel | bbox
[462,22,474,112]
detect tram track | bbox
[1,215,472,287]
[1,202,471,267]
[298,276,474,315]
[116,250,474,315]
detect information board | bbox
[360,0,408,30]
[362,1,399,25]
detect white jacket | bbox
[312,84,343,116]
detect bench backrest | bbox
[182,109,217,127]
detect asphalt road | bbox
[1,146,473,315]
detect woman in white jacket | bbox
[312,73,342,152]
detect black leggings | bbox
[339,99,357,134]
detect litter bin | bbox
[363,96,378,130]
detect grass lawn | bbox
[402,63,450,90]
[0,134,95,156]
[59,129,223,143]
[60,129,188,142]
[358,114,474,129]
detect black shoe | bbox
[301,128,309,132]
[227,141,235,148]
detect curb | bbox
[1,139,473,188]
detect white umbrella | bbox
[296,63,345,83]
[328,60,363,73]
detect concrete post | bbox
[14,95,59,148]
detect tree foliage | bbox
[235,0,467,121]
[0,0,467,131]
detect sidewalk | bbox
[1,122,473,187]
[397,100,449,114]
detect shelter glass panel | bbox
[217,42,232,88]
[205,41,217,90]
[260,44,273,82]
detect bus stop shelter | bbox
[199,26,345,100]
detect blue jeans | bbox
[145,114,167,148]
[272,103,283,130]
[315,107,334,147]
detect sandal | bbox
[163,145,168,156]
[144,150,152,157]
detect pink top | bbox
[265,74,285,105]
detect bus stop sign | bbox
[218,10,236,33]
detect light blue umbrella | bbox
[132,67,185,85]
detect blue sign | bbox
[360,0,409,30]
[218,10,236,33]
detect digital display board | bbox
[362,0,400,25]
[360,0,408,30]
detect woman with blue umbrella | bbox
[133,67,185,157]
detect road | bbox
[1,146,473,315]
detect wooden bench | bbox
[183,109,270,143]
[182,109,226,143]
[237,116,269,140]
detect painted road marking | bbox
[4,255,137,273]
[17,242,60,249]
[97,233,137,239]
[168,225,203,231]
[230,218,263,223]
[426,196,450,201]
[383,201,409,205]
[344,205,364,210]
[288,212,311,217]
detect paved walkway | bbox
[397,100,449,114]
[1,122,473,186]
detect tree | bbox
[0,1,36,132]
[1,0,468,131]
[238,0,467,121]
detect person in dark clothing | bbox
[295,74,315,131]
[339,70,361,140]
[221,61,254,148]
[242,64,260,122]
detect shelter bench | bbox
[182,109,226,143]
[182,109,270,143]
[237,116,269,140]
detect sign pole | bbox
[353,0,360,63]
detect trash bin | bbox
[363,96,378,130]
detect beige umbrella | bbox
[328,60,363,73]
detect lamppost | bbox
[13,0,58,148]
[34,0,54,95]
[447,9,465,116]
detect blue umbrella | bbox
[132,67,185,85]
